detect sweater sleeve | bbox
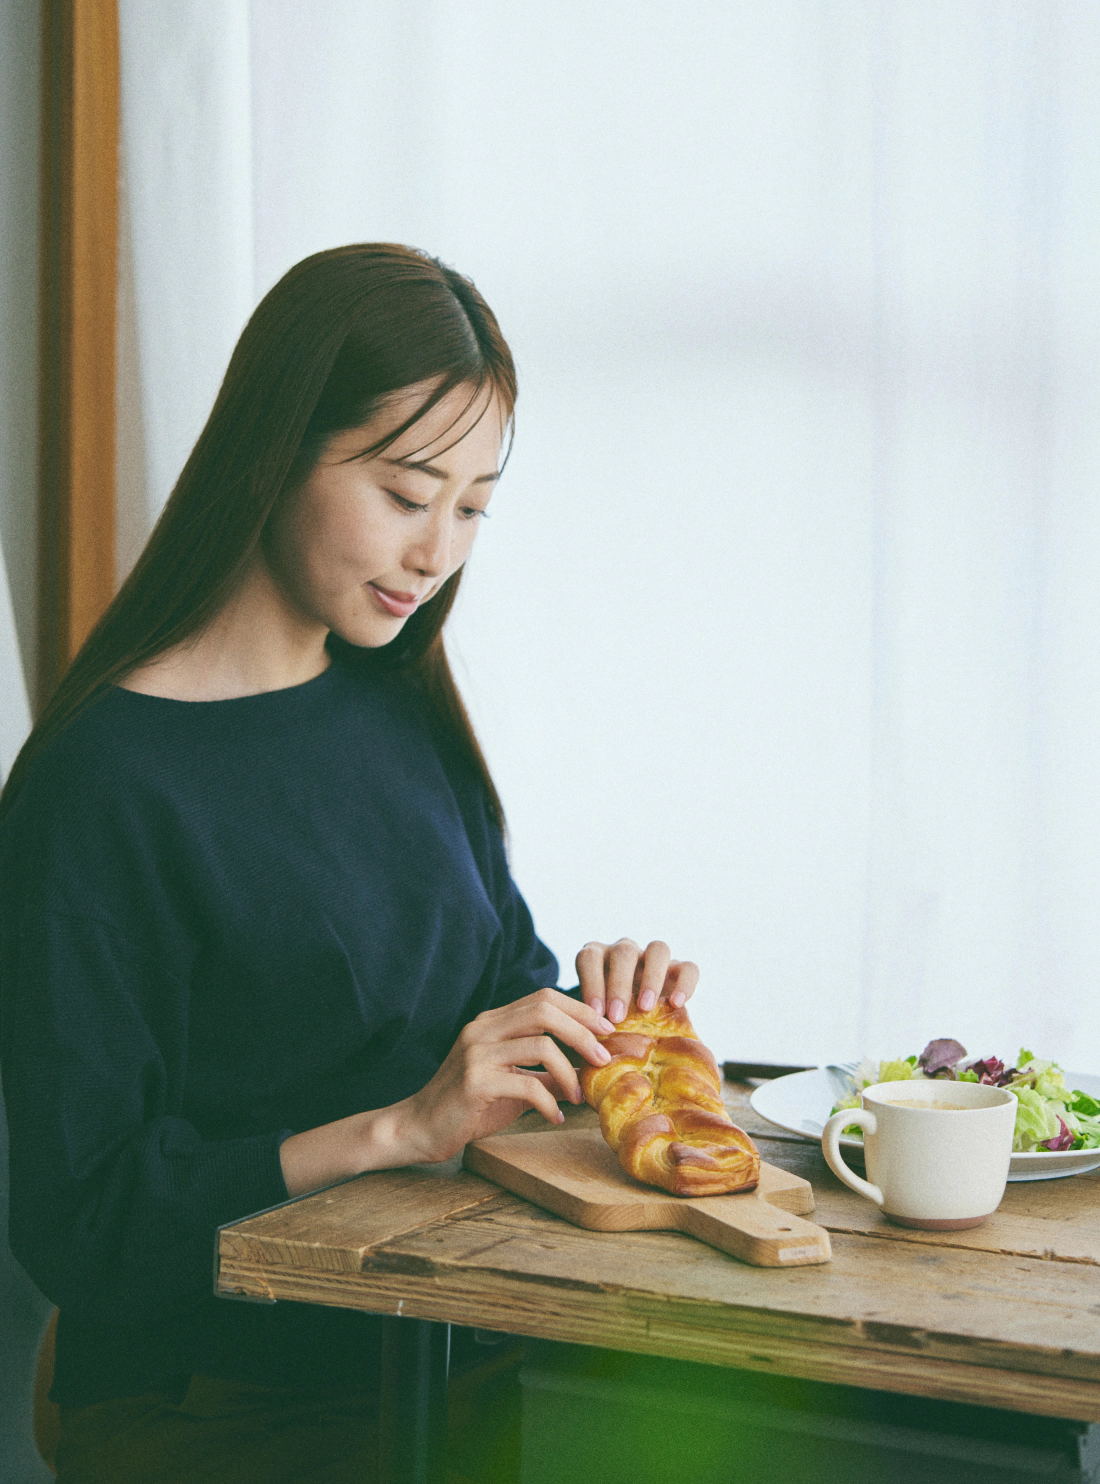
[466,804,561,1010]
[1,910,290,1326]
[489,866,562,1008]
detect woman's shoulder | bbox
[0,690,153,855]
[0,692,163,923]
[9,689,139,800]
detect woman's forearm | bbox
[278,1097,430,1198]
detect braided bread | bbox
[580,996,760,1196]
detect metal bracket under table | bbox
[378,1315,451,1484]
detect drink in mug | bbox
[822,1079,1016,1229]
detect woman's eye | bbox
[388,490,429,513]
[459,507,488,521]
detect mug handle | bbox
[822,1108,884,1206]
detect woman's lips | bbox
[369,583,422,618]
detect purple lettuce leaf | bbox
[1043,1117,1075,1152]
[918,1038,968,1077]
[967,1055,1017,1087]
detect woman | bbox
[0,245,697,1481]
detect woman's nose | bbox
[409,512,452,577]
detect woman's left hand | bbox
[575,938,699,1024]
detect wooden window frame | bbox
[37,0,119,709]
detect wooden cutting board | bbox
[463,1127,832,1267]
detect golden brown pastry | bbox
[580,995,760,1196]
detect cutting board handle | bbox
[681,1195,832,1267]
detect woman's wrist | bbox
[278,1096,438,1199]
[372,1093,441,1167]
[386,1093,448,1165]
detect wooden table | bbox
[216,1082,1100,1478]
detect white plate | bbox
[749,1067,1100,1182]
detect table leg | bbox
[378,1316,451,1484]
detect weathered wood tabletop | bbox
[217,1081,1100,1422]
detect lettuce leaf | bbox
[1069,1090,1100,1118]
[1013,1087,1061,1151]
[831,1092,861,1114]
[1071,1114,1100,1150]
[878,1058,914,1083]
[919,1039,967,1076]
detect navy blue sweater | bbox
[0,655,559,1405]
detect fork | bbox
[803,1061,864,1138]
[826,1060,862,1081]
[824,1061,863,1100]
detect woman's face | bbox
[265,381,505,648]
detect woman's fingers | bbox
[575,941,698,1020]
[604,938,640,1022]
[523,996,612,1068]
[494,989,614,1063]
[592,940,690,1020]
[507,1035,584,1104]
[577,939,633,1023]
[666,958,700,1007]
[498,1068,566,1125]
[575,941,608,1017]
[524,1069,559,1092]
[467,988,611,1039]
[636,940,673,1012]
[419,990,619,1158]
[461,992,612,1087]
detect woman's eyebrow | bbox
[385,456,499,485]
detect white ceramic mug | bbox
[822,1080,1016,1229]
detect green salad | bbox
[830,1039,1100,1153]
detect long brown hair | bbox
[1,244,512,828]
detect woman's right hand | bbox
[398,988,615,1164]
[280,989,615,1196]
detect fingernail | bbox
[573,1085,584,1104]
[670,991,685,1007]
[639,990,656,1011]
[590,998,604,1018]
[597,1016,615,1034]
[556,1109,565,1123]
[596,1045,612,1064]
[609,999,626,1022]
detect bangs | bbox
[339,370,515,472]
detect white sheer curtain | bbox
[117,0,1100,1069]
[117,0,254,577]
[0,0,36,784]
[0,566,29,786]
